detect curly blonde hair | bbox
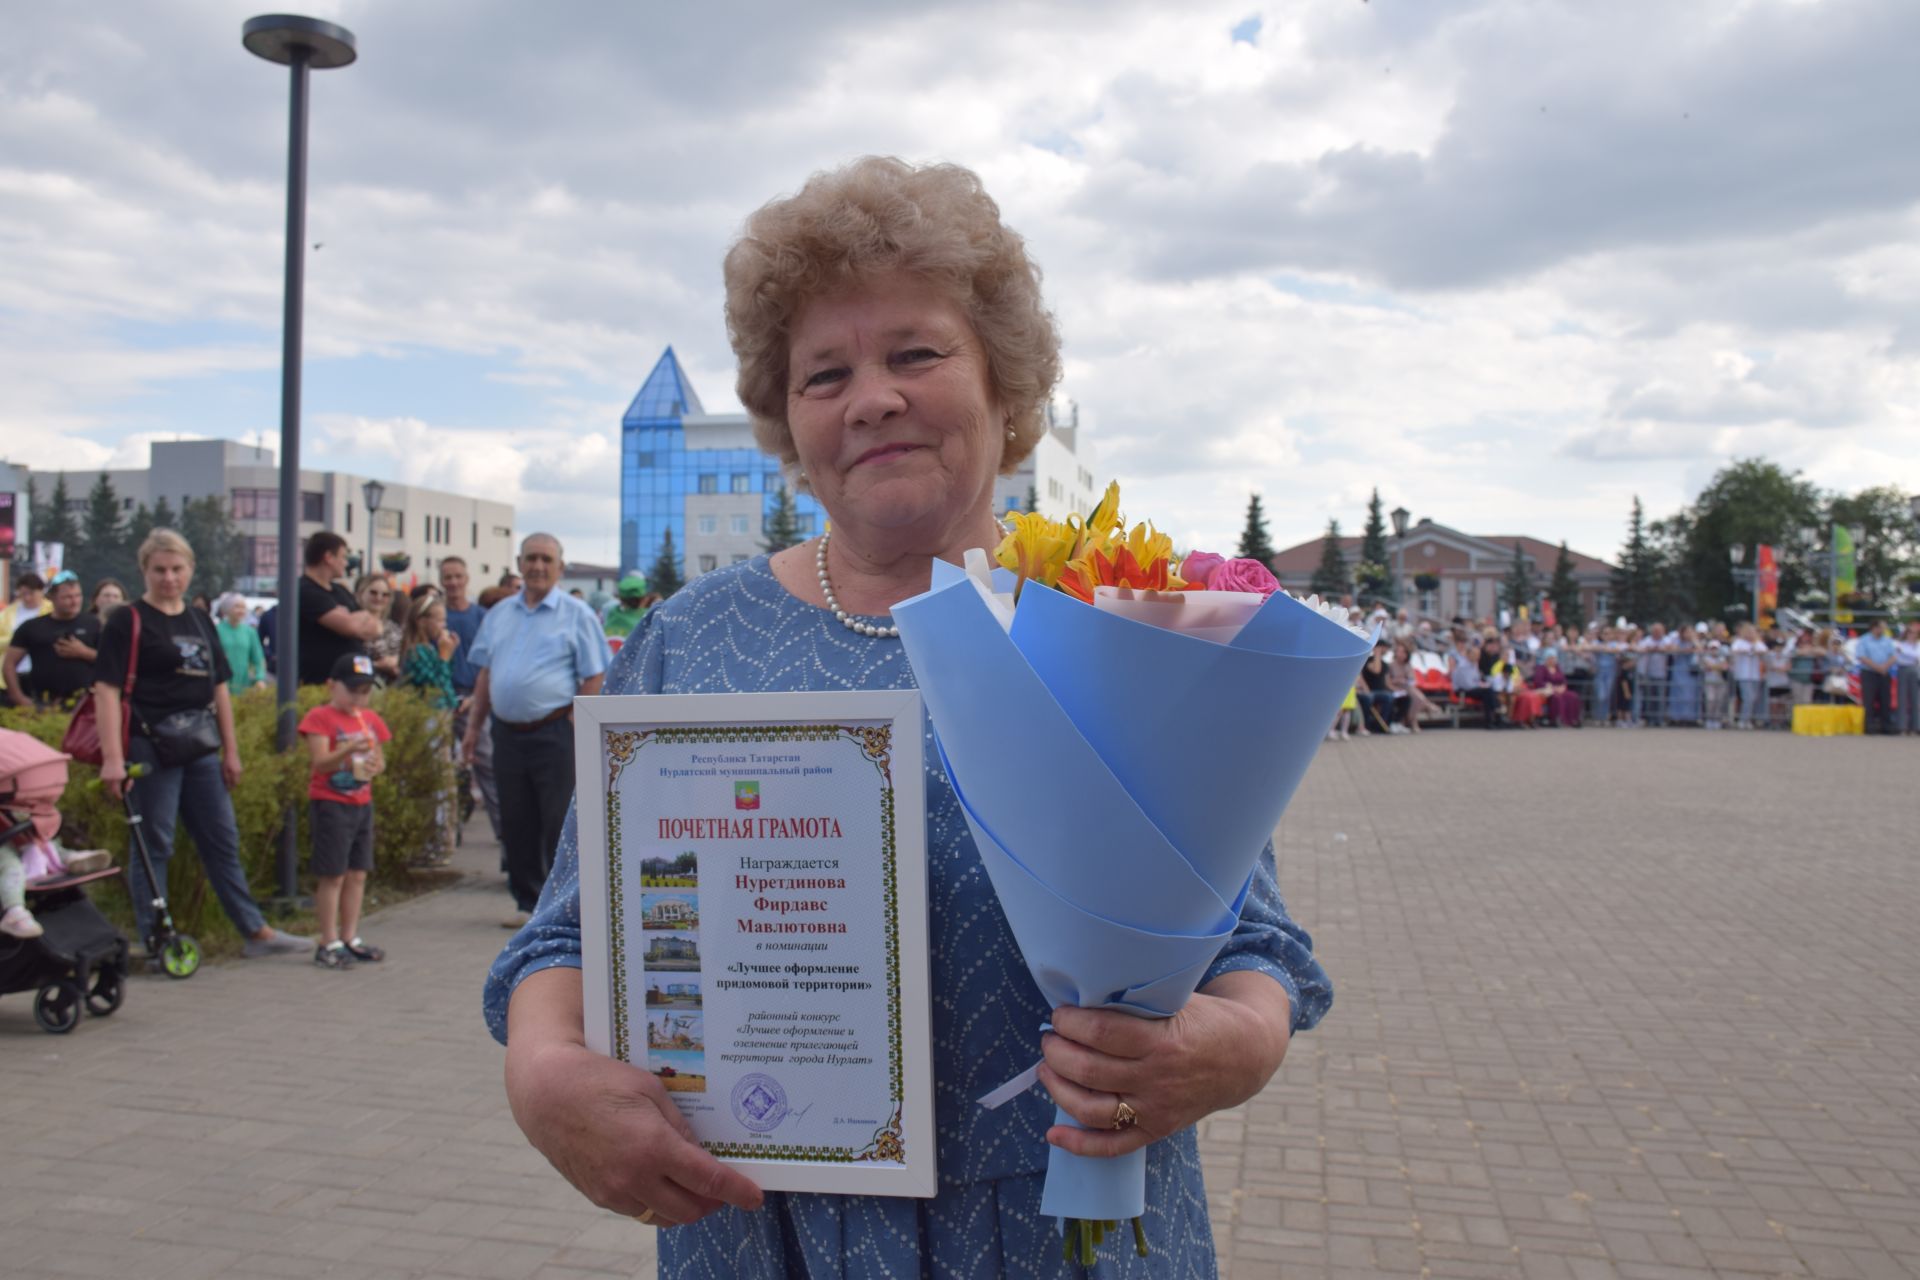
[723,156,1061,486]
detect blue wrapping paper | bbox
[894,560,1368,1228]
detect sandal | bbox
[313,941,356,970]
[343,936,385,963]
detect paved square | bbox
[2,730,1914,1278]
[1204,729,1920,1280]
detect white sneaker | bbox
[0,906,43,939]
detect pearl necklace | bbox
[816,531,900,638]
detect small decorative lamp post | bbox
[362,478,386,575]
[1728,542,1758,624]
[1390,506,1411,609]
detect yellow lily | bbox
[995,511,1078,594]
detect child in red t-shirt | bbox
[297,654,392,969]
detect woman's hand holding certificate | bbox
[506,968,765,1229]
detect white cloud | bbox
[1,0,1916,568]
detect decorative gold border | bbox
[604,722,905,1165]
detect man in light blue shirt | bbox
[462,534,608,925]
[1854,620,1897,735]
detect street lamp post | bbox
[1728,542,1758,625]
[1390,505,1411,613]
[362,478,386,578]
[245,14,356,901]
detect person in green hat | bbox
[603,573,650,639]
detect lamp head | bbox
[362,479,386,512]
[1390,506,1410,537]
[1728,543,1745,566]
[243,15,357,69]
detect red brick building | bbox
[1270,518,1616,624]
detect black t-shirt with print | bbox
[10,611,103,702]
[299,575,366,686]
[95,600,232,724]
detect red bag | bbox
[60,604,140,767]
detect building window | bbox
[697,516,717,535]
[1456,578,1475,619]
[698,554,718,573]
[301,491,325,522]
[232,489,278,521]
[376,509,403,538]
[796,513,815,534]
[248,536,278,576]
[492,525,511,537]
[730,474,752,494]
[1594,591,1611,622]
[472,521,478,547]
[730,514,750,535]
[697,474,719,495]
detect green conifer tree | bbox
[1610,497,1661,626]
[1500,542,1537,613]
[1547,541,1585,631]
[1308,519,1349,598]
[648,527,685,599]
[1236,494,1276,563]
[73,472,126,590]
[761,483,803,553]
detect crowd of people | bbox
[2,524,619,957]
[1332,606,1920,738]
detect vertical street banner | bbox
[1756,544,1778,629]
[1832,526,1856,624]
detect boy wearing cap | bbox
[298,653,392,969]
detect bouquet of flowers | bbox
[893,484,1370,1262]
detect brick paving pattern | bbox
[2,730,1915,1278]
[1202,730,1920,1280]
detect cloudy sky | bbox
[5,0,1915,568]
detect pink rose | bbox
[1180,551,1226,588]
[1208,557,1281,598]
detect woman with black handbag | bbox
[92,528,307,959]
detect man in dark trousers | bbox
[461,533,607,928]
[1855,619,1897,735]
[297,532,380,686]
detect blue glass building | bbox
[620,348,823,578]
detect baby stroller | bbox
[0,729,131,1034]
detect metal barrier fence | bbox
[1567,656,1826,729]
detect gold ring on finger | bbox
[1112,1099,1139,1131]
[633,1208,658,1225]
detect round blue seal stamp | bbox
[731,1073,789,1133]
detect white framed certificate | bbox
[574,691,935,1198]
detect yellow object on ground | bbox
[1791,705,1864,736]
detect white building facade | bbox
[35,439,518,595]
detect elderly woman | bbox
[215,592,267,696]
[485,158,1329,1278]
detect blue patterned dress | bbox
[484,556,1333,1279]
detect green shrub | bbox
[0,684,454,951]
